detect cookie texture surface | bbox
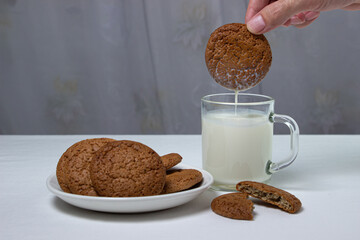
[56,156,71,193]
[236,181,302,213]
[161,153,182,170]
[205,23,272,90]
[90,140,166,197]
[211,193,253,220]
[162,169,203,194]
[57,138,115,196]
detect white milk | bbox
[202,109,273,189]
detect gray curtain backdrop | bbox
[0,0,359,134]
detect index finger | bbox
[245,0,271,23]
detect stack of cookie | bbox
[56,138,203,197]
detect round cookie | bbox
[64,138,115,196]
[211,193,254,220]
[57,138,115,196]
[205,23,272,90]
[161,153,182,170]
[90,140,166,197]
[162,169,203,194]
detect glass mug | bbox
[201,93,299,191]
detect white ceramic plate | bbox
[46,164,213,213]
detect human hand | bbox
[246,0,360,34]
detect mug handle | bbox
[267,113,300,174]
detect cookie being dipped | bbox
[205,23,272,90]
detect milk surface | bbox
[202,109,273,188]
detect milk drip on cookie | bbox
[205,22,272,115]
[205,23,272,96]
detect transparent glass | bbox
[201,93,299,191]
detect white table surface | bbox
[1,135,359,240]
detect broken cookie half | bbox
[211,193,254,220]
[236,181,302,214]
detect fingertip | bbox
[247,14,266,34]
[289,16,305,25]
[304,11,320,21]
[282,19,292,27]
[294,17,318,28]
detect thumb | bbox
[247,0,307,34]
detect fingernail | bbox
[247,15,266,34]
[305,11,319,21]
[290,16,305,25]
